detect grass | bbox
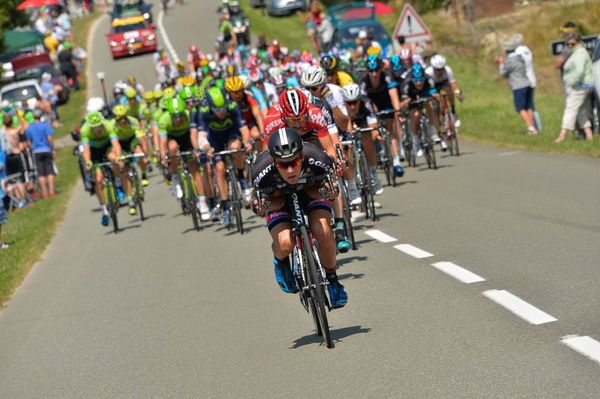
[242,0,599,157]
[0,12,100,306]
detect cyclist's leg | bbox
[308,207,336,271]
[361,127,384,192]
[167,138,179,175]
[266,199,296,292]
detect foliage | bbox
[0,1,30,53]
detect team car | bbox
[111,0,153,23]
[107,15,157,59]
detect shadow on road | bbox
[104,224,142,235]
[394,180,418,186]
[289,325,372,349]
[129,213,165,223]
[338,272,365,281]
[338,255,368,267]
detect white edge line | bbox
[483,289,557,325]
[157,8,180,63]
[393,244,433,259]
[498,151,522,156]
[561,335,600,365]
[364,230,397,243]
[431,261,485,284]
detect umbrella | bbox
[17,0,61,11]
[343,2,396,20]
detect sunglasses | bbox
[566,42,577,48]
[368,69,380,74]
[283,114,307,123]
[275,157,303,170]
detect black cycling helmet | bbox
[319,54,338,73]
[268,128,303,160]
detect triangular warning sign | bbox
[393,4,432,43]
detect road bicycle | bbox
[213,148,246,234]
[168,150,202,231]
[255,173,337,349]
[412,97,437,170]
[438,90,460,156]
[96,161,120,234]
[341,126,377,222]
[335,144,357,251]
[121,153,147,222]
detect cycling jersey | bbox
[305,91,337,136]
[233,91,260,128]
[424,65,456,85]
[264,103,329,142]
[321,84,348,117]
[80,120,116,147]
[112,117,145,141]
[194,102,245,134]
[401,79,437,106]
[360,70,398,111]
[249,86,268,110]
[335,70,354,87]
[351,98,378,128]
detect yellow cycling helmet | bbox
[181,75,195,87]
[225,76,244,93]
[163,87,176,98]
[176,60,185,69]
[125,86,137,99]
[113,104,129,119]
[366,45,382,56]
[153,89,163,100]
[143,91,154,102]
[199,59,209,67]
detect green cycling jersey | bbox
[80,120,117,147]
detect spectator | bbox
[40,73,61,128]
[0,113,29,207]
[496,38,538,135]
[298,0,324,54]
[512,33,541,132]
[26,109,56,199]
[58,41,80,91]
[0,150,8,249]
[33,7,50,36]
[554,32,594,143]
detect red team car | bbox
[107,15,157,59]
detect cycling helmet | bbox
[239,74,251,89]
[271,73,285,88]
[342,83,361,102]
[248,69,263,83]
[113,105,129,119]
[430,54,447,70]
[206,87,227,110]
[86,97,105,113]
[411,64,425,82]
[153,90,163,100]
[300,66,327,88]
[268,128,303,160]
[181,75,195,87]
[225,76,244,93]
[366,45,381,56]
[127,76,137,85]
[143,91,154,102]
[399,48,412,62]
[390,54,402,72]
[166,97,186,115]
[320,54,337,73]
[159,97,170,110]
[86,111,104,127]
[279,88,309,119]
[366,55,382,71]
[125,87,137,99]
[163,87,176,98]
[225,64,236,76]
[189,45,198,53]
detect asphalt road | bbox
[1,1,600,397]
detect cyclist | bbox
[425,54,463,127]
[399,63,443,156]
[80,111,122,226]
[112,105,150,215]
[187,45,206,77]
[194,87,251,225]
[359,55,403,190]
[224,76,264,153]
[158,97,210,221]
[251,128,348,308]
[320,54,354,87]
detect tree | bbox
[0,1,30,53]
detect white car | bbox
[0,78,44,109]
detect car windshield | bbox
[1,85,38,103]
[14,65,55,81]
[113,22,147,33]
[340,24,388,44]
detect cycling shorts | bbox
[208,129,241,153]
[168,133,193,152]
[265,192,332,231]
[118,136,140,154]
[90,143,112,164]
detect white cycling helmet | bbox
[342,83,361,102]
[86,96,105,113]
[300,66,327,88]
[430,54,447,69]
[239,74,251,89]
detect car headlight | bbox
[147,34,155,41]
[109,40,118,47]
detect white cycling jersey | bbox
[322,83,348,117]
[425,65,456,85]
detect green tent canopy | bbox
[3,30,44,54]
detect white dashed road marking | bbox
[562,335,600,366]
[364,230,397,243]
[394,244,433,259]
[431,261,485,284]
[498,151,522,156]
[483,289,557,325]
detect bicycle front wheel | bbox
[183,172,200,231]
[105,182,119,234]
[300,227,333,349]
[339,179,356,250]
[230,176,244,234]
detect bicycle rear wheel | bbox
[134,175,145,221]
[105,183,119,234]
[183,172,200,231]
[359,152,377,222]
[230,175,244,234]
[300,227,333,349]
[383,135,395,187]
[339,179,356,250]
